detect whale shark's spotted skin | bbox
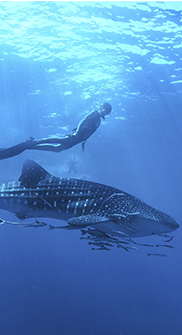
[0,160,120,220]
[0,159,179,238]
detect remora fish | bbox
[0,218,47,228]
[0,159,179,238]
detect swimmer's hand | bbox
[26,137,37,148]
[26,136,35,142]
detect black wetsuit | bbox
[0,110,101,160]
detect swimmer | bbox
[0,102,112,160]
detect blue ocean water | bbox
[0,1,182,334]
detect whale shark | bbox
[0,159,179,240]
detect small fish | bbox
[91,246,111,251]
[85,228,113,239]
[147,253,167,257]
[81,229,88,235]
[162,236,174,243]
[156,244,174,249]
[49,224,83,230]
[136,243,154,247]
[3,218,47,228]
[117,244,130,252]
[88,241,113,247]
[126,246,138,250]
[116,240,130,245]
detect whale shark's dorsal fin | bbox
[18,159,52,187]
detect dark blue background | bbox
[0,2,182,335]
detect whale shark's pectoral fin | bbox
[67,214,110,227]
[107,213,140,234]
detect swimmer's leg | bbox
[0,137,35,160]
[30,136,77,152]
[30,143,65,152]
[30,135,71,146]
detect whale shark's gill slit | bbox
[39,196,53,209]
